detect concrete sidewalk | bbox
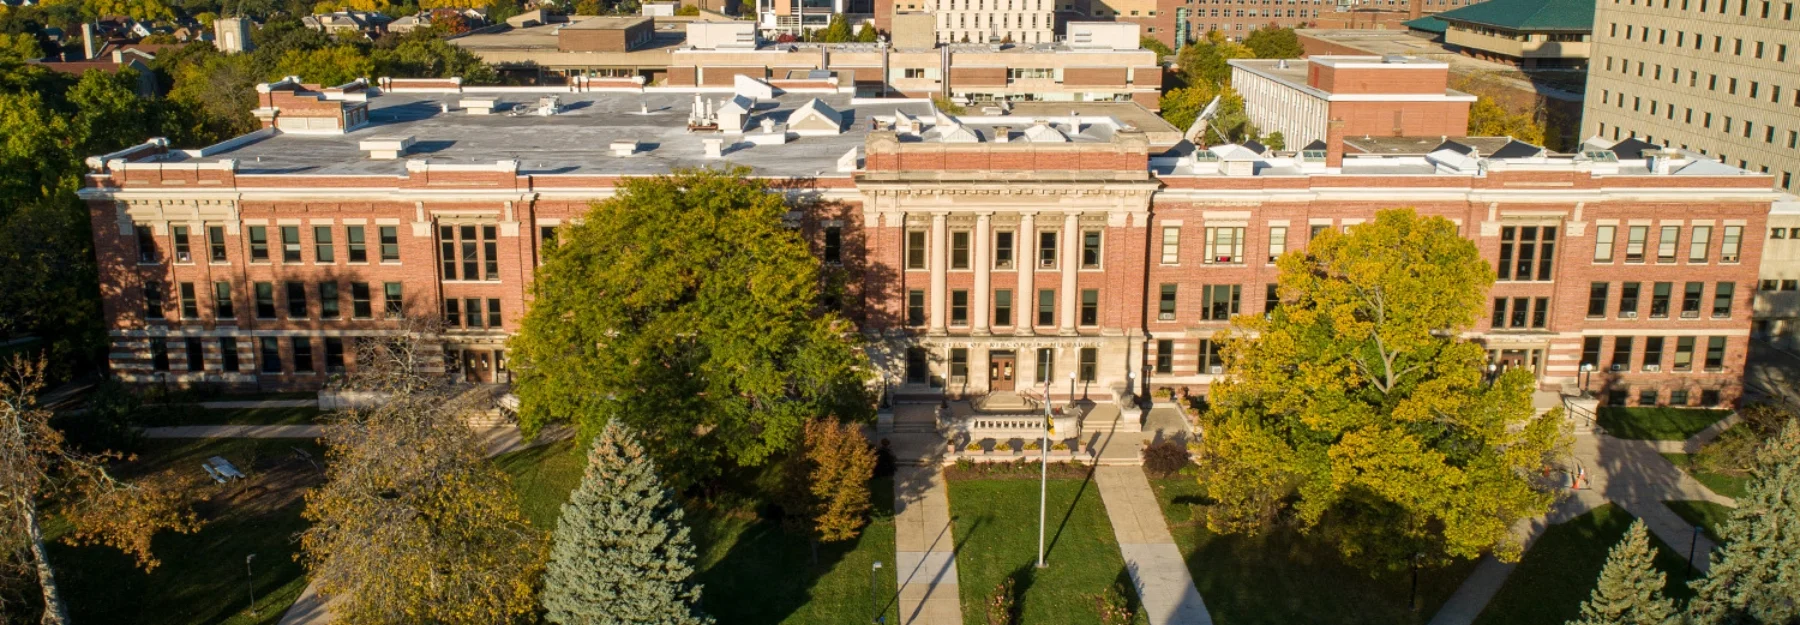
[143,424,324,438]
[1093,465,1212,625]
[1427,490,1607,625]
[894,458,963,625]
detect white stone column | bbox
[973,212,992,336]
[1059,212,1079,335]
[1015,212,1036,336]
[929,212,948,335]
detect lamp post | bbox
[870,560,884,624]
[245,554,258,616]
[1068,371,1076,403]
[1037,376,1051,569]
[1579,362,1595,395]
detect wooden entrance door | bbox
[462,350,493,383]
[989,352,1016,391]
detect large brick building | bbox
[81,76,1782,409]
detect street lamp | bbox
[1579,362,1595,395]
[245,554,258,616]
[870,560,884,624]
[1068,371,1076,403]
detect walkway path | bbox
[144,424,323,439]
[1427,414,1743,625]
[890,432,963,625]
[199,399,318,409]
[1093,466,1212,625]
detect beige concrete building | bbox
[931,0,1055,43]
[1581,0,1800,193]
[1755,203,1800,349]
[1433,0,1593,69]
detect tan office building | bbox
[1581,0,1800,193]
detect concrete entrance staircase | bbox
[973,390,1038,413]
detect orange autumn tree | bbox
[0,357,202,625]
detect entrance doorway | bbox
[989,351,1016,391]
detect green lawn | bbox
[948,477,1145,625]
[1663,500,1735,544]
[1660,453,1751,499]
[1598,407,1732,440]
[130,405,326,427]
[1472,504,1701,625]
[1149,478,1475,625]
[44,438,324,625]
[494,440,900,625]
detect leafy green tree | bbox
[1139,35,1173,57]
[1176,31,1251,88]
[541,421,712,625]
[1198,209,1568,569]
[1688,419,1800,624]
[0,33,43,62]
[820,13,852,43]
[70,68,153,155]
[273,44,373,86]
[373,29,498,83]
[1243,26,1303,59]
[855,21,878,43]
[1259,131,1285,151]
[1467,95,1546,146]
[510,167,872,486]
[782,417,876,544]
[1570,520,1679,625]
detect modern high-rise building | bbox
[1581,0,1800,193]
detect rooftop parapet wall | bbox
[861,129,1151,180]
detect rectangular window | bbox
[172,226,191,263]
[1594,225,1616,262]
[951,231,971,270]
[1644,336,1664,370]
[1689,226,1711,262]
[314,226,335,263]
[1532,297,1549,328]
[1158,284,1177,320]
[1198,339,1222,373]
[1201,284,1241,321]
[148,338,169,371]
[1203,227,1245,264]
[1651,282,1672,318]
[823,225,842,264]
[1705,337,1726,370]
[1681,282,1704,318]
[1674,337,1695,371]
[1155,339,1173,374]
[214,282,234,319]
[905,348,928,385]
[174,282,197,319]
[1581,336,1603,368]
[347,226,367,263]
[1620,282,1641,317]
[351,283,372,319]
[1657,226,1680,263]
[292,338,313,373]
[1713,282,1735,317]
[254,282,275,319]
[1510,297,1530,328]
[181,338,202,372]
[208,226,227,262]
[1160,226,1180,264]
[465,298,481,328]
[1079,347,1097,382]
[488,298,503,328]
[379,226,400,262]
[286,282,307,319]
[280,226,302,263]
[260,337,282,373]
[906,231,927,270]
[1588,282,1609,317]
[949,348,968,382]
[541,225,558,250]
[1264,284,1280,316]
[906,289,925,326]
[1035,347,1054,383]
[319,282,339,319]
[1037,289,1055,326]
[994,289,1012,326]
[325,338,345,373]
[1625,226,1648,262]
[950,290,969,326]
[142,281,164,320]
[1268,226,1287,263]
[1081,231,1103,269]
[1080,289,1098,326]
[1612,336,1634,371]
[994,231,1014,269]
[383,283,403,319]
[135,225,160,264]
[1492,298,1507,328]
[444,299,460,327]
[1722,226,1742,262]
[1039,231,1058,268]
[221,337,239,372]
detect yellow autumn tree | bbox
[1198,209,1570,570]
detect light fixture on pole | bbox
[870,560,884,624]
[245,553,258,616]
[1037,376,1051,569]
[1068,371,1076,403]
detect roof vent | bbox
[1383,54,1407,63]
[359,135,415,160]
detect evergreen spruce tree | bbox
[1569,520,1677,625]
[1688,419,1800,625]
[541,420,712,625]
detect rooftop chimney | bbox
[1326,119,1346,169]
[81,23,97,60]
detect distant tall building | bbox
[1582,0,1800,192]
[933,0,1055,43]
[214,17,254,53]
